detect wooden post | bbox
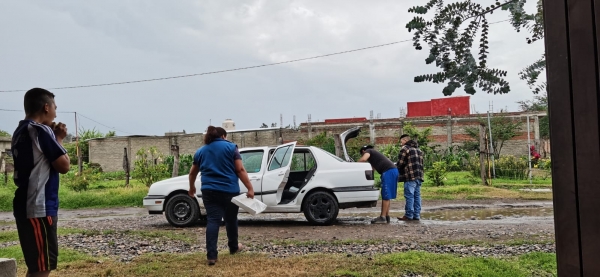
[478,124,488,186]
[544,0,600,274]
[171,145,180,178]
[123,148,130,187]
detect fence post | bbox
[171,145,180,178]
[123,148,130,187]
[478,124,488,186]
[333,134,343,159]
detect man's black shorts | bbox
[15,216,58,272]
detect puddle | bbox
[420,207,554,221]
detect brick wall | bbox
[89,112,547,172]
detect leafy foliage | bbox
[132,147,170,187]
[298,132,336,155]
[469,155,529,179]
[164,154,194,176]
[464,114,523,158]
[517,91,549,139]
[427,161,448,186]
[406,0,545,95]
[0,130,10,138]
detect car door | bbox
[238,149,267,202]
[261,142,296,206]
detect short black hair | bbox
[360,145,374,152]
[24,88,55,116]
[400,134,410,139]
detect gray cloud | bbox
[0,0,544,136]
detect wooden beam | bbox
[543,0,581,274]
[568,0,600,274]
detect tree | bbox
[464,114,523,158]
[0,130,10,138]
[517,91,549,139]
[405,0,545,95]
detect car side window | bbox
[291,151,316,172]
[268,145,293,171]
[240,150,264,173]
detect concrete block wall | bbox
[89,112,546,172]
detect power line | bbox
[0,19,513,93]
[0,40,411,92]
[76,113,132,135]
[489,19,511,25]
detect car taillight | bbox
[365,170,374,180]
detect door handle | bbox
[250,177,261,181]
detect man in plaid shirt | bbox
[396,134,424,221]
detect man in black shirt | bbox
[358,145,399,224]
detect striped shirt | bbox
[12,120,67,219]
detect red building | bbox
[407,96,470,117]
[324,117,368,124]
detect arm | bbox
[397,147,408,168]
[188,150,201,197]
[51,154,70,174]
[234,159,254,199]
[188,164,200,197]
[357,152,370,162]
[42,123,70,174]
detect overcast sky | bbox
[0,1,544,136]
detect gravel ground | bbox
[0,200,556,262]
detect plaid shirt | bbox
[396,140,424,181]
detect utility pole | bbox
[123,147,130,187]
[75,112,82,174]
[487,111,496,178]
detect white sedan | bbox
[143,127,379,227]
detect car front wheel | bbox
[302,191,339,226]
[165,194,200,227]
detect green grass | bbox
[12,251,554,277]
[0,170,553,212]
[0,180,148,212]
[0,245,98,269]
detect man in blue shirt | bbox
[12,88,70,277]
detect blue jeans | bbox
[202,190,240,260]
[403,180,422,219]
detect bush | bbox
[379,144,401,162]
[100,171,127,181]
[132,147,170,187]
[536,158,552,170]
[164,154,194,176]
[427,161,448,186]
[469,155,530,180]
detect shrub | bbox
[100,171,127,181]
[132,147,170,187]
[379,144,401,162]
[469,155,529,180]
[427,161,447,186]
[164,154,194,176]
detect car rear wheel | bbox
[165,194,200,227]
[302,191,339,226]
